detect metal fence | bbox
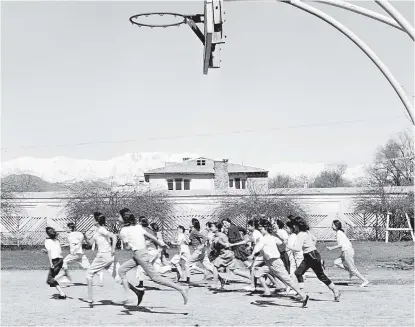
[0,212,410,247]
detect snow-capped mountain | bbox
[1,152,366,184]
[0,152,199,184]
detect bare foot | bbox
[181,286,189,305]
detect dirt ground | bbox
[1,266,413,326]
[1,242,414,326]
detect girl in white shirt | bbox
[57,222,104,286]
[285,221,304,289]
[327,220,369,287]
[44,227,66,299]
[250,219,309,307]
[288,217,341,302]
[84,213,129,306]
[118,213,189,305]
[170,225,191,281]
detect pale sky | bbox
[1,1,413,170]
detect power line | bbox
[0,115,408,151]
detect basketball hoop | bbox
[129,12,203,28]
[129,0,225,74]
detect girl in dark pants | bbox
[287,217,341,302]
[44,227,66,299]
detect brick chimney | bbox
[214,159,229,193]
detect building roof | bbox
[144,157,268,175]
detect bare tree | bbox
[1,188,19,216]
[213,184,306,226]
[64,180,173,230]
[268,173,315,189]
[365,130,414,187]
[354,131,415,238]
[268,174,292,188]
[1,176,28,216]
[310,164,352,188]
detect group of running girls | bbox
[44,210,369,309]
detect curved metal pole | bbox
[312,0,404,32]
[375,0,415,41]
[282,0,414,125]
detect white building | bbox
[144,157,269,192]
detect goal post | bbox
[385,212,414,243]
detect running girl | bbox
[185,219,214,284]
[288,217,341,302]
[285,220,304,290]
[250,219,309,307]
[57,222,104,286]
[228,219,264,292]
[84,213,139,306]
[170,225,191,281]
[135,218,171,284]
[118,213,189,305]
[45,227,66,299]
[208,222,236,289]
[327,220,369,287]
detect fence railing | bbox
[1,213,412,246]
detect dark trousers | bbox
[47,258,63,287]
[295,250,331,286]
[279,250,290,274]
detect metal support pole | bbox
[282,0,415,125]
[312,0,404,31]
[375,0,415,41]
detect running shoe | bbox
[302,295,309,308]
[334,290,341,302]
[360,280,369,288]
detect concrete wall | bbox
[7,187,411,219]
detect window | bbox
[168,178,191,190]
[167,179,174,190]
[175,178,183,190]
[184,179,190,190]
[196,159,206,166]
[230,178,246,189]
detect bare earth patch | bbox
[1,241,413,326]
[1,267,413,326]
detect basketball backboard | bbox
[203,0,225,74]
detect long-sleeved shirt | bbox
[253,234,282,260]
[189,229,207,251]
[287,231,317,254]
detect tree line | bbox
[268,130,413,189]
[1,131,413,234]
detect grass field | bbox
[1,241,414,326]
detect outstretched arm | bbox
[327,244,342,251]
[228,238,249,247]
[144,231,169,248]
[252,239,265,256]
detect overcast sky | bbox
[1,1,413,169]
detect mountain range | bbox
[1,152,366,186]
